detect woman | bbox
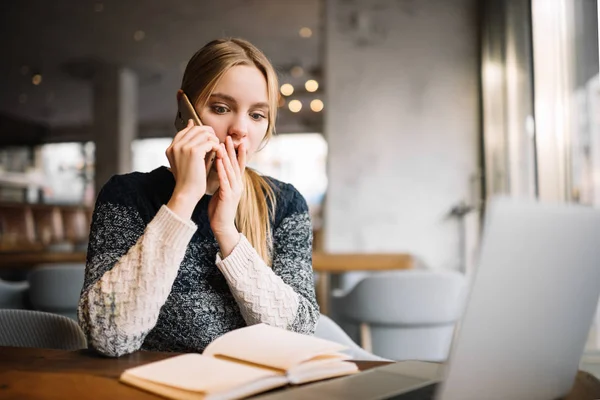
[77,38,320,357]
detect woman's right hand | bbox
[165,119,221,219]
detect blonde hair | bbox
[181,38,278,264]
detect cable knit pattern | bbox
[78,205,196,357]
[216,235,300,328]
[77,166,319,357]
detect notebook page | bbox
[287,362,359,385]
[288,353,353,375]
[204,324,347,370]
[121,354,282,393]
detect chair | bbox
[314,314,390,361]
[27,264,85,320]
[0,279,29,309]
[331,270,467,362]
[0,309,87,350]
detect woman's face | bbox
[198,65,270,159]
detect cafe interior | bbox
[2,0,600,398]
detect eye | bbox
[250,112,266,121]
[212,105,229,114]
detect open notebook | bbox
[120,323,359,400]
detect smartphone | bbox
[174,92,217,176]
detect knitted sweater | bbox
[77,166,319,357]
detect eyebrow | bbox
[210,93,270,110]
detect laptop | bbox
[254,197,600,400]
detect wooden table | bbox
[0,347,388,399]
[312,253,414,314]
[1,347,599,399]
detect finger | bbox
[237,143,247,174]
[172,121,198,153]
[190,124,218,143]
[189,141,221,175]
[201,125,217,137]
[186,126,219,143]
[216,158,230,190]
[172,119,195,145]
[167,120,191,158]
[205,141,223,155]
[184,137,221,159]
[181,134,208,154]
[225,137,240,176]
[215,142,227,160]
[175,126,217,152]
[221,143,238,186]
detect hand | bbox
[165,119,220,219]
[208,136,247,256]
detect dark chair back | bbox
[0,309,87,350]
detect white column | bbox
[323,0,480,272]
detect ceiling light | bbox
[299,27,313,38]
[32,74,42,85]
[288,100,302,113]
[305,80,319,92]
[280,83,294,96]
[290,66,304,78]
[133,30,145,41]
[310,99,324,112]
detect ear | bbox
[176,89,184,102]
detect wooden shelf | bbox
[0,202,92,253]
[0,252,87,269]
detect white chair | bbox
[314,314,390,361]
[331,270,467,362]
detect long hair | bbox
[180,38,278,264]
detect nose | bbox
[228,114,249,141]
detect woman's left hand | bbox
[209,136,247,255]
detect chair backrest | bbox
[314,314,389,361]
[334,270,467,325]
[0,309,87,350]
[0,279,29,309]
[331,270,467,361]
[27,264,85,319]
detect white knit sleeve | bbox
[78,205,196,357]
[215,234,301,328]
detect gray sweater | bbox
[77,166,319,357]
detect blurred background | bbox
[1,0,600,368]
